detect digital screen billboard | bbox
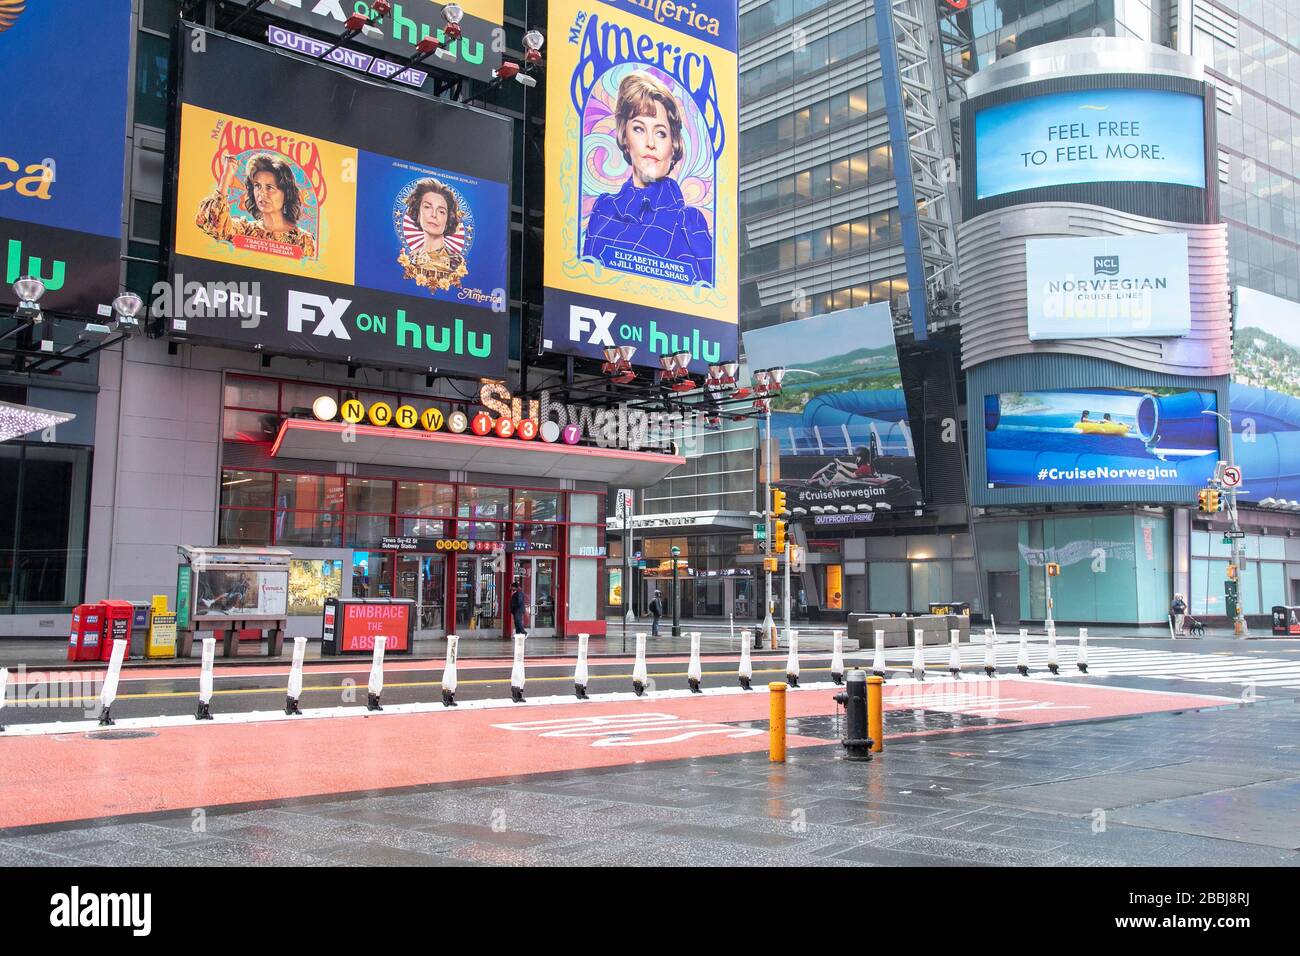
[0,0,132,317]
[542,0,738,372]
[983,387,1220,490]
[263,0,504,83]
[742,304,921,512]
[168,30,510,377]
[974,88,1206,200]
[1234,286,1300,400]
[1026,233,1192,340]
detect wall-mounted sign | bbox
[380,536,511,553]
[1026,234,1191,340]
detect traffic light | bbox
[771,488,787,516]
[773,519,787,552]
[1046,562,1061,577]
[1227,564,1238,581]
[1197,489,1210,513]
[763,557,778,573]
[1207,489,1222,513]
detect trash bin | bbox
[68,603,105,662]
[99,599,136,661]
[929,602,971,617]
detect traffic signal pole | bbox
[763,402,776,649]
[783,538,791,644]
[1203,410,1247,637]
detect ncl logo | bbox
[1093,255,1120,276]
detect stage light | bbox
[494,61,520,80]
[12,275,45,321]
[523,29,545,64]
[442,3,463,41]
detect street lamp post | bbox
[670,545,681,638]
[1202,409,1247,637]
[762,400,775,649]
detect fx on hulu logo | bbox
[1093,255,1120,276]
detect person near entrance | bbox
[510,584,528,638]
[1171,592,1187,636]
[649,589,664,636]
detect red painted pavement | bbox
[0,679,1223,829]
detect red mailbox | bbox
[99,599,136,661]
[68,603,105,662]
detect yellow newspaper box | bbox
[147,595,177,659]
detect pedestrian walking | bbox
[510,584,528,638]
[1171,592,1187,636]
[649,589,664,637]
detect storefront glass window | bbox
[275,511,343,547]
[569,493,601,524]
[221,470,273,509]
[277,474,344,512]
[569,558,599,621]
[397,481,455,516]
[347,514,393,548]
[513,489,563,521]
[219,509,273,547]
[346,478,394,514]
[462,521,504,541]
[399,517,447,538]
[458,486,510,519]
[517,523,557,551]
[223,377,277,410]
[0,444,92,612]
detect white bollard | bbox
[510,633,526,703]
[366,635,386,711]
[196,637,215,719]
[632,632,649,696]
[1046,627,1059,675]
[574,633,590,699]
[0,666,7,732]
[442,635,459,706]
[738,630,753,690]
[990,614,998,640]
[285,636,306,715]
[98,639,128,726]
[1077,627,1089,674]
[729,613,734,646]
[785,629,800,687]
[687,631,703,693]
[983,628,997,677]
[911,628,926,680]
[872,629,886,677]
[1017,627,1029,676]
[830,629,845,685]
[948,628,962,678]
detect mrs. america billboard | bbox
[542,0,739,372]
[167,29,510,377]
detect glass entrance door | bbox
[395,554,445,637]
[455,555,502,638]
[511,558,557,638]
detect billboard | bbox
[542,0,738,372]
[974,88,1206,200]
[0,0,131,317]
[1026,233,1192,341]
[1234,286,1300,400]
[168,30,511,377]
[983,387,1220,490]
[742,304,921,512]
[262,0,504,83]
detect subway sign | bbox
[312,378,685,453]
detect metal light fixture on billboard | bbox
[522,29,545,65]
[753,368,771,393]
[12,276,45,321]
[111,290,144,329]
[494,61,521,81]
[857,504,873,512]
[442,3,464,41]
[767,366,786,391]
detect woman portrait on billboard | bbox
[582,70,715,286]
[396,177,469,292]
[196,152,318,259]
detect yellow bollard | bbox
[867,675,884,753]
[769,682,787,762]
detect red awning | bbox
[270,419,685,488]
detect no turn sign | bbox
[1222,465,1243,488]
